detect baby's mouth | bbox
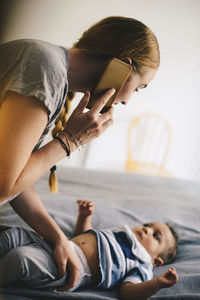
[136,231,143,240]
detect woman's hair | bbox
[73,16,160,73]
[48,92,75,194]
[49,16,160,193]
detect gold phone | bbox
[87,58,132,113]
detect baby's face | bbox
[132,222,174,265]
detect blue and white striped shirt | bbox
[89,224,153,289]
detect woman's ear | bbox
[153,256,164,267]
[122,57,132,65]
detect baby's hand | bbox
[157,267,178,289]
[77,200,94,217]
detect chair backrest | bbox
[126,114,172,176]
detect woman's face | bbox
[113,68,157,105]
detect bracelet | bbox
[65,135,71,156]
[64,130,78,149]
[54,136,70,157]
[76,137,84,149]
[64,130,84,150]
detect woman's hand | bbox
[53,238,81,291]
[61,89,115,151]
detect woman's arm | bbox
[119,267,178,300]
[0,89,114,202]
[10,186,81,290]
[10,186,66,244]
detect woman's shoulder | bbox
[0,39,69,121]
[0,39,68,69]
[1,38,61,52]
[20,39,66,58]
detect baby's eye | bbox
[153,232,160,241]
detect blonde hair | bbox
[73,16,160,73]
[49,92,75,193]
[49,16,160,193]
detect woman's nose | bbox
[121,98,130,105]
[121,94,132,105]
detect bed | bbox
[0,166,200,299]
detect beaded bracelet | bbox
[54,136,70,157]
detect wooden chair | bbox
[125,114,172,177]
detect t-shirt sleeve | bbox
[5,40,68,120]
[122,265,153,285]
[122,268,143,284]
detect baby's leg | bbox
[0,227,37,259]
[0,244,67,288]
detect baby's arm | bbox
[119,267,178,300]
[75,200,94,235]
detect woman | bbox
[0,16,160,290]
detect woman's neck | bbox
[67,48,108,93]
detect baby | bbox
[0,200,178,299]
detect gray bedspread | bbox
[0,167,200,299]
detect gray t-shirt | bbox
[0,39,69,203]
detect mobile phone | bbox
[87,58,132,113]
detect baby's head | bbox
[132,222,179,267]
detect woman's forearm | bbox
[1,135,75,202]
[10,185,67,244]
[0,90,114,202]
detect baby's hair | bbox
[161,223,179,264]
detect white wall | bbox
[2,0,200,181]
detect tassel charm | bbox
[49,165,58,194]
